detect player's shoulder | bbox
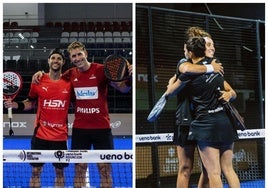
[92,62,104,69]
[39,73,50,82]
[178,58,188,64]
[92,63,105,75]
[61,67,76,81]
[177,58,189,69]
[66,67,78,75]
[31,74,48,88]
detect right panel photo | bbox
[135,3,265,188]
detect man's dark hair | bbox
[48,48,65,60]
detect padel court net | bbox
[136,129,265,188]
[3,137,132,188]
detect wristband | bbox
[17,101,25,111]
[205,64,214,73]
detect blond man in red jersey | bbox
[64,42,132,188]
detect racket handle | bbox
[8,107,13,119]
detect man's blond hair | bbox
[67,41,86,52]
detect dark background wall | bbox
[44,3,132,22]
[3,3,132,25]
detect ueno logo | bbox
[100,152,132,160]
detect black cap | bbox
[48,48,65,60]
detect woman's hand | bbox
[218,90,235,103]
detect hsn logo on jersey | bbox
[43,100,67,107]
[74,87,98,100]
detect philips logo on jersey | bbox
[43,100,67,108]
[74,87,98,100]
[77,107,100,114]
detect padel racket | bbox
[3,71,23,136]
[224,102,246,131]
[104,55,130,82]
[216,87,246,131]
[147,93,168,122]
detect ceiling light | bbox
[18,33,24,39]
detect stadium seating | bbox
[4,20,132,74]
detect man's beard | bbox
[50,66,61,72]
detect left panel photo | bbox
[3,3,133,188]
